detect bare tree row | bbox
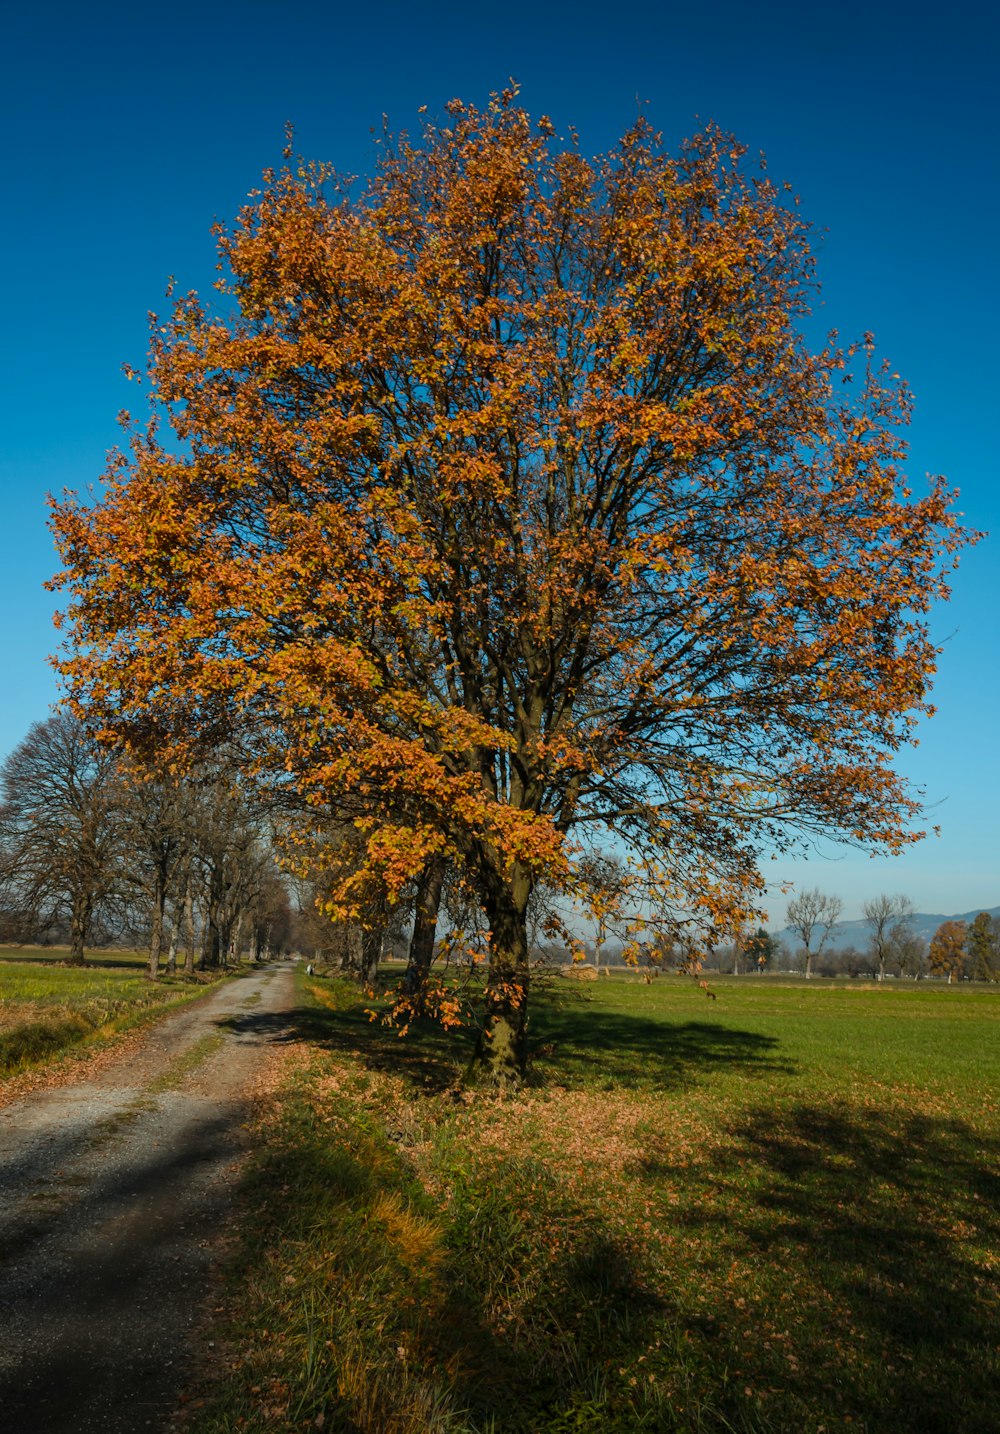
[0,714,290,973]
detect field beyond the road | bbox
[0,946,225,1082]
[190,973,999,1433]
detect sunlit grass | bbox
[0,943,150,969]
[191,971,1000,1433]
[0,951,227,1078]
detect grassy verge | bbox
[0,953,231,1079]
[191,973,1000,1433]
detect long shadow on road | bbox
[0,1096,252,1433]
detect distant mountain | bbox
[775,906,1000,951]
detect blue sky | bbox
[1,0,996,921]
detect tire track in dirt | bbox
[0,961,299,1433]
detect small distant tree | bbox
[890,925,927,979]
[836,944,869,979]
[745,926,778,973]
[967,911,1000,982]
[786,888,842,979]
[863,894,915,982]
[724,924,774,975]
[928,920,968,983]
[727,931,747,976]
[583,854,627,972]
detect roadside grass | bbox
[192,973,1000,1433]
[0,952,230,1079]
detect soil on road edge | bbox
[0,960,300,1433]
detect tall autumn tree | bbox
[928,919,968,984]
[51,92,969,1082]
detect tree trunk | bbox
[182,877,196,977]
[68,889,91,965]
[215,904,233,967]
[470,873,531,1089]
[404,855,446,1002]
[147,872,166,980]
[223,909,242,967]
[201,907,221,969]
[335,921,363,974]
[362,926,383,986]
[165,898,181,975]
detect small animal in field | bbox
[697,979,717,1000]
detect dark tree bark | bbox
[362,926,383,986]
[165,896,181,975]
[182,875,196,977]
[68,889,92,966]
[404,856,447,1002]
[147,870,166,979]
[471,866,532,1087]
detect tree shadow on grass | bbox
[213,981,1000,1431]
[638,1103,1000,1433]
[282,992,472,1092]
[441,1225,671,1433]
[436,1106,1000,1432]
[269,981,794,1096]
[529,1006,795,1091]
[232,1115,678,1434]
[236,1097,1000,1432]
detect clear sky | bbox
[1,0,996,921]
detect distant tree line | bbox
[0,713,542,999]
[0,714,292,972]
[770,890,1000,982]
[549,887,1000,983]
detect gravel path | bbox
[0,961,299,1433]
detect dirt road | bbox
[0,961,298,1433]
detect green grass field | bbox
[192,972,1000,1433]
[0,944,151,969]
[0,946,222,1079]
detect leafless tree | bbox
[190,772,276,968]
[116,763,196,977]
[863,893,916,982]
[786,888,843,979]
[0,714,122,963]
[891,926,927,979]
